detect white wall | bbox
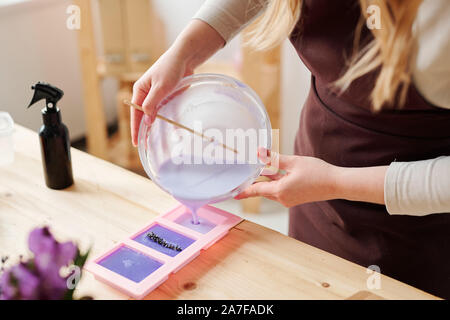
[0,0,310,152]
[0,0,117,140]
[153,0,242,62]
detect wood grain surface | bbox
[0,125,437,300]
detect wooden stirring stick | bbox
[124,100,238,154]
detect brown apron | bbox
[289,0,450,298]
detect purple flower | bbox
[0,269,18,300]
[28,227,77,273]
[0,263,39,300]
[0,227,81,300]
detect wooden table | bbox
[0,125,437,300]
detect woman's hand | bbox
[235,149,340,207]
[130,20,225,146]
[235,148,388,207]
[131,50,192,146]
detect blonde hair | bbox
[249,0,423,111]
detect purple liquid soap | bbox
[157,159,257,225]
[175,212,217,234]
[98,246,163,283]
[133,224,195,257]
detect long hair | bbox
[247,0,423,111]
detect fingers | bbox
[234,181,279,200]
[130,83,149,146]
[132,80,149,106]
[258,147,295,172]
[130,108,144,146]
[142,83,171,123]
[257,147,271,164]
[130,79,170,146]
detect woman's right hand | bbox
[130,19,225,146]
[130,50,193,146]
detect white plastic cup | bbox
[0,112,14,166]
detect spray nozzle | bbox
[28,82,64,111]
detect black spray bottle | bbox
[27,82,74,189]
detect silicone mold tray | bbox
[85,204,242,299]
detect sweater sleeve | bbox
[193,0,267,43]
[385,156,450,216]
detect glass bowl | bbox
[138,73,272,207]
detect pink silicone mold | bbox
[84,204,242,299]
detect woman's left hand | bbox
[235,148,339,207]
[235,148,387,207]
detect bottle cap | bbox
[27,82,64,112]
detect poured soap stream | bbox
[157,159,257,224]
